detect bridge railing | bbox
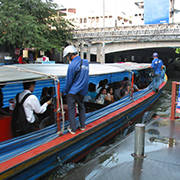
[73,23,180,40]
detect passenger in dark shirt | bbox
[114,83,123,101]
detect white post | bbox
[80,43,84,59]
[134,124,145,157]
[102,0,105,64]
[103,0,105,28]
[87,46,91,62]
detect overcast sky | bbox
[53,0,137,16]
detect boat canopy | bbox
[0,63,151,84]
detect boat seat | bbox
[0,115,13,142]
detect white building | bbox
[173,0,180,23]
[128,0,179,25]
[57,8,133,29]
[132,0,144,25]
[56,0,180,28]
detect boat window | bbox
[84,69,153,113]
[0,79,57,142]
[0,85,10,116]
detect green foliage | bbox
[0,0,73,51]
[175,48,180,54]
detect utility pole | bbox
[103,0,105,28]
[171,0,175,23]
[102,0,105,64]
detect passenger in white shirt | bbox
[12,81,52,136]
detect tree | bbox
[176,48,180,54]
[0,0,73,54]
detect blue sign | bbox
[144,0,169,24]
[176,85,180,113]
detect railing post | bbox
[56,80,61,132]
[170,81,177,120]
[131,72,134,97]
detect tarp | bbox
[144,0,169,24]
[1,64,151,108]
[0,63,151,83]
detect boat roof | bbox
[0,62,151,83]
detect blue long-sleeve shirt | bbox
[64,56,89,96]
[151,58,163,75]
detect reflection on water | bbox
[147,128,160,135]
[132,158,144,180]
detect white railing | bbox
[73,23,180,40]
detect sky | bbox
[53,0,137,16]
[52,0,180,17]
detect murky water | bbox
[47,78,175,180]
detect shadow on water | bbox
[45,78,176,180]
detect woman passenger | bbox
[96,88,107,104]
[105,87,114,104]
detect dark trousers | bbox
[67,94,86,132]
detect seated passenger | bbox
[11,81,52,137]
[124,83,131,96]
[40,87,50,104]
[114,83,123,101]
[84,83,97,102]
[105,87,114,104]
[122,77,139,92]
[39,86,55,127]
[96,88,107,104]
[96,79,109,94]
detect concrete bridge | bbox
[73,23,180,63]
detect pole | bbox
[134,124,145,157]
[172,0,175,23]
[56,80,61,132]
[131,72,134,97]
[101,0,105,64]
[170,81,176,120]
[103,0,105,28]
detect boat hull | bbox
[0,87,162,180]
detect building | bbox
[57,7,132,29]
[128,0,180,25]
[172,0,180,23]
[132,0,144,25]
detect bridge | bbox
[73,23,180,63]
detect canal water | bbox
[47,78,175,180]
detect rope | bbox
[54,79,65,135]
[59,82,65,134]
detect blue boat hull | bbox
[9,90,161,180]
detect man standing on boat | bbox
[151,52,163,92]
[63,45,89,134]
